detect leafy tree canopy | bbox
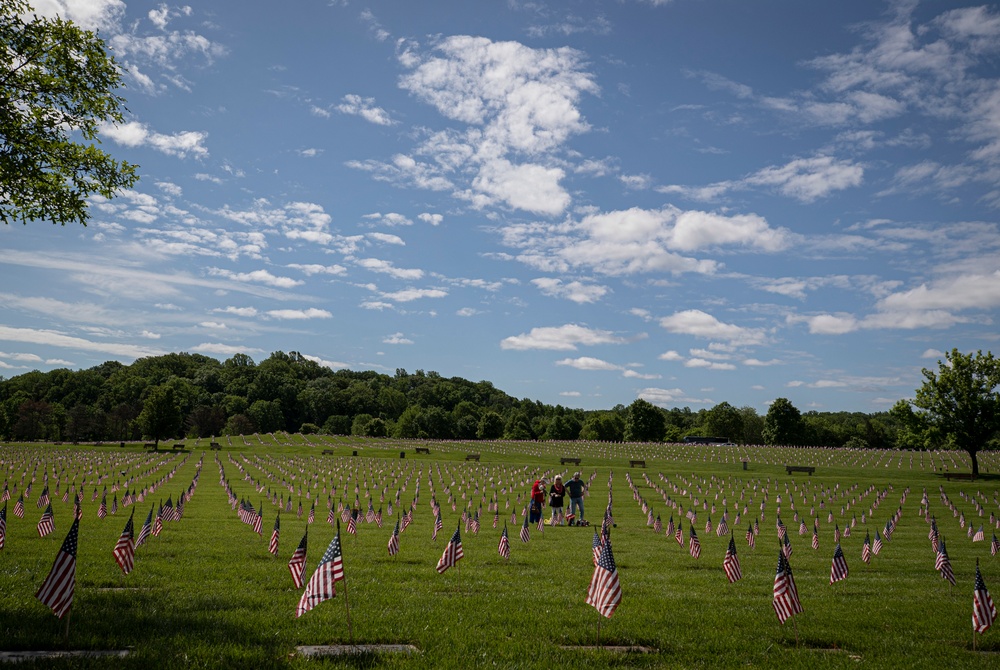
[1,0,138,225]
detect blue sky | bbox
[4,0,1000,414]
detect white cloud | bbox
[288,264,347,276]
[383,332,414,345]
[336,94,395,125]
[213,306,259,317]
[364,212,412,227]
[637,387,710,407]
[500,324,627,351]
[380,288,447,302]
[357,258,424,280]
[658,350,683,361]
[302,354,349,370]
[531,278,608,304]
[501,205,788,278]
[555,356,621,371]
[661,156,863,203]
[921,348,945,359]
[467,159,570,215]
[100,121,208,159]
[418,213,443,226]
[266,308,332,320]
[659,310,767,346]
[456,307,483,317]
[208,268,303,288]
[30,0,125,31]
[0,325,162,359]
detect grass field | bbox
[2,436,1000,669]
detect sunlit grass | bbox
[1,439,999,668]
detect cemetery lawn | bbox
[1,435,999,668]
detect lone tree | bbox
[913,349,1000,477]
[762,397,803,446]
[137,385,182,447]
[624,398,665,442]
[1,0,138,226]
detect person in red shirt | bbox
[529,477,547,524]
[548,474,565,525]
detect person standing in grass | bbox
[566,472,586,525]
[529,477,547,524]
[548,475,566,525]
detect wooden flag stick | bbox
[596,612,601,647]
[63,607,71,644]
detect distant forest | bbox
[0,351,920,449]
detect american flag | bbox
[974,525,986,542]
[110,494,118,516]
[873,530,883,555]
[689,525,701,559]
[13,495,24,519]
[776,517,786,539]
[746,523,756,549]
[1,483,8,502]
[37,503,54,537]
[35,516,78,619]
[308,503,315,524]
[288,529,308,589]
[674,519,684,546]
[992,533,1000,557]
[288,526,309,589]
[717,516,729,537]
[346,509,358,536]
[36,486,49,508]
[269,513,280,556]
[834,524,841,543]
[365,502,375,524]
[433,512,443,541]
[585,533,621,619]
[296,530,344,617]
[136,506,153,548]
[812,529,819,550]
[375,507,383,528]
[653,514,662,533]
[723,534,742,583]
[498,525,511,560]
[936,538,955,586]
[861,532,871,565]
[387,518,400,556]
[253,504,263,536]
[830,543,848,584]
[665,515,675,539]
[974,561,997,634]
[402,509,413,532]
[98,493,107,519]
[436,526,463,574]
[782,532,792,558]
[520,514,530,544]
[0,501,6,550]
[772,550,803,624]
[153,502,163,537]
[113,511,135,575]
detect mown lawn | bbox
[1,438,999,668]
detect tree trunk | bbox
[970,449,980,477]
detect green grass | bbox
[1,439,1000,668]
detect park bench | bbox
[172,443,186,451]
[415,447,431,454]
[560,457,581,465]
[465,454,480,462]
[945,472,976,481]
[785,465,815,476]
[210,442,221,450]
[629,459,646,468]
[322,449,335,455]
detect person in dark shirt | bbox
[565,472,585,525]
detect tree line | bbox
[1,349,996,459]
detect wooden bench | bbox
[210,442,221,450]
[415,447,431,455]
[172,443,186,451]
[785,465,815,476]
[465,454,480,462]
[629,459,646,468]
[322,449,335,455]
[945,472,976,481]
[560,457,581,465]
